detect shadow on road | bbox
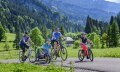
[74,60,92,63]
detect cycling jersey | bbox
[81,37,87,44]
[42,43,52,51]
[20,36,30,53]
[52,32,62,40]
[20,36,29,45]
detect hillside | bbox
[42,0,120,24]
[0,0,83,33]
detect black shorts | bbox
[20,43,29,53]
[51,40,59,47]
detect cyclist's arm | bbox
[60,32,64,40]
[80,37,83,44]
[28,37,34,45]
[87,39,93,45]
[52,32,55,40]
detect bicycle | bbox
[19,47,36,63]
[35,47,51,64]
[78,43,94,62]
[51,40,68,61]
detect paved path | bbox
[1,58,120,72]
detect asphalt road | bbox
[0,58,120,72]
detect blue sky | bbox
[106,0,120,3]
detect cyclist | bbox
[51,28,63,56]
[19,32,33,61]
[80,32,93,59]
[42,39,52,58]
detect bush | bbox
[101,33,108,48]
[65,32,82,40]
[88,32,101,48]
[73,40,80,49]
[30,27,45,46]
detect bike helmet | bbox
[82,32,87,35]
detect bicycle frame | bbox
[80,43,89,56]
[27,47,32,58]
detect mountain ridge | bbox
[41,0,118,24]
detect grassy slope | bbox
[5,33,16,42]
[0,33,15,51]
[0,50,18,59]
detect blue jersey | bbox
[42,43,51,51]
[52,32,62,40]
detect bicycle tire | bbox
[78,50,85,61]
[51,48,57,60]
[60,47,68,61]
[29,50,36,63]
[88,49,94,62]
[19,51,25,63]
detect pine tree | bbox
[60,26,65,35]
[107,26,111,47]
[0,22,5,41]
[85,16,92,34]
[117,12,120,32]
[110,16,114,24]
[110,21,119,47]
[41,25,48,39]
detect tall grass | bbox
[0,63,69,72]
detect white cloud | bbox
[106,0,120,3]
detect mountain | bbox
[0,0,83,33]
[63,0,120,13]
[41,0,120,24]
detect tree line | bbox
[85,13,120,48]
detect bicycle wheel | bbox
[51,48,57,60]
[19,51,25,63]
[60,47,68,61]
[78,50,84,61]
[29,50,36,63]
[88,49,94,61]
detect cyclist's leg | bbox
[55,40,61,57]
[84,45,88,55]
[20,44,26,61]
[85,45,89,59]
[20,44,25,56]
[51,40,55,48]
[54,40,58,51]
[24,44,30,59]
[36,48,40,58]
[44,49,51,57]
[47,49,52,59]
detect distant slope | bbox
[42,0,119,24]
[63,0,120,13]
